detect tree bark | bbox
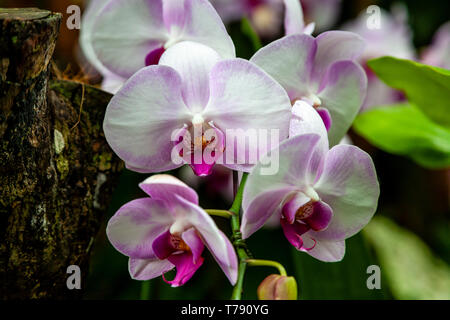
[0,8,123,299]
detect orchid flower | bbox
[421,22,450,70]
[80,0,127,93]
[342,6,415,111]
[80,0,235,93]
[91,0,235,78]
[103,41,291,176]
[250,32,367,146]
[241,102,379,262]
[106,174,238,286]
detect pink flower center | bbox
[295,201,314,220]
[280,198,333,251]
[170,234,190,252]
[175,121,225,176]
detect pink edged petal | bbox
[180,0,236,59]
[79,0,113,76]
[250,34,317,100]
[171,195,238,284]
[281,192,310,224]
[304,201,333,231]
[106,198,174,259]
[103,65,191,173]
[283,0,305,35]
[312,31,365,83]
[289,101,329,176]
[318,60,367,146]
[162,0,186,30]
[242,188,297,239]
[91,0,167,78]
[281,218,309,250]
[181,228,204,264]
[204,59,291,168]
[139,174,199,205]
[302,232,346,262]
[129,257,174,280]
[242,133,324,221]
[314,145,379,241]
[159,41,221,112]
[208,229,238,285]
[165,252,204,287]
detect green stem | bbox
[140,280,150,300]
[229,173,250,300]
[204,209,233,219]
[245,259,287,276]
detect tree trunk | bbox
[0,8,123,299]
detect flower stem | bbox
[204,209,234,219]
[245,259,287,276]
[140,280,150,300]
[229,172,250,300]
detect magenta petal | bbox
[145,46,165,66]
[316,107,332,131]
[152,230,176,260]
[139,174,199,206]
[304,201,333,231]
[164,252,204,287]
[281,218,310,250]
[190,162,215,177]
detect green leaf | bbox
[363,216,450,300]
[291,233,389,299]
[353,103,450,169]
[367,56,450,127]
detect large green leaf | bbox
[353,103,450,169]
[291,233,389,299]
[367,56,450,127]
[363,216,450,300]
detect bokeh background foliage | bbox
[1,0,448,299]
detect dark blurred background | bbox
[1,0,448,299]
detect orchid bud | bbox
[257,274,298,300]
